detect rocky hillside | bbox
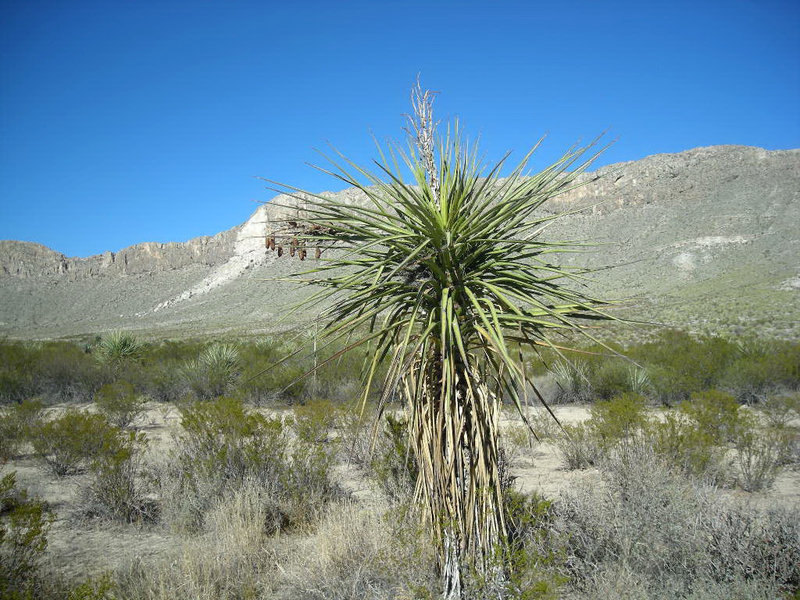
[1,145,798,340]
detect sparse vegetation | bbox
[1,312,799,597]
[94,381,145,428]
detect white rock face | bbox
[152,204,273,313]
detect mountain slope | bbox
[1,145,798,340]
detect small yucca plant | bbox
[97,331,142,366]
[266,83,616,597]
[182,344,241,400]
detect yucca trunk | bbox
[405,336,507,595]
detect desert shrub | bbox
[633,330,736,404]
[522,408,561,442]
[703,503,800,591]
[116,479,270,600]
[554,446,800,598]
[336,399,380,468]
[721,338,800,402]
[371,413,418,503]
[235,338,297,405]
[0,472,53,599]
[162,397,337,532]
[500,422,536,469]
[0,399,43,462]
[646,412,726,482]
[587,393,649,449]
[313,345,369,402]
[588,359,634,400]
[163,397,286,529]
[679,389,744,444]
[759,393,800,428]
[35,342,105,403]
[83,428,154,523]
[65,573,116,600]
[141,362,189,404]
[553,423,599,470]
[293,398,337,444]
[0,341,41,404]
[495,490,567,600]
[733,420,787,492]
[94,381,145,428]
[33,411,119,476]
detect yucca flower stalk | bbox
[265,84,616,597]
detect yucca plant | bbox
[265,83,616,597]
[97,330,142,369]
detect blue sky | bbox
[1,0,798,258]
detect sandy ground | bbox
[2,402,798,582]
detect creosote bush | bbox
[0,472,53,599]
[83,427,153,523]
[647,412,725,482]
[588,393,648,449]
[33,410,121,476]
[0,399,43,463]
[679,390,744,444]
[160,396,339,532]
[94,381,145,428]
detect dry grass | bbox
[270,501,436,600]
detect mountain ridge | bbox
[1,144,798,340]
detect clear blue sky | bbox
[1,0,798,258]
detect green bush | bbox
[760,393,800,429]
[65,573,116,600]
[721,338,800,402]
[632,330,736,404]
[0,472,53,599]
[162,397,338,532]
[500,490,568,600]
[587,393,649,449]
[36,342,105,403]
[371,414,418,503]
[588,359,633,401]
[94,381,145,428]
[647,412,726,482]
[679,389,744,444]
[84,427,153,523]
[0,399,43,462]
[733,420,787,492]
[33,411,120,476]
[0,342,37,404]
[293,399,338,444]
